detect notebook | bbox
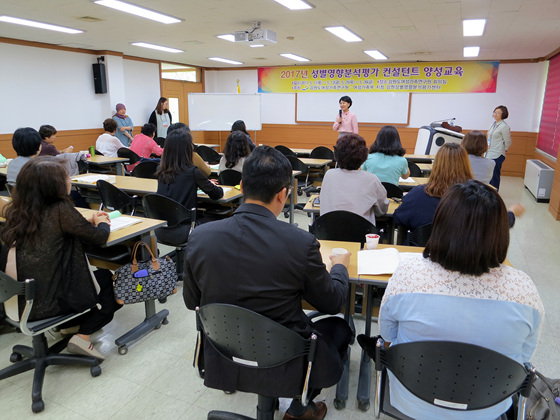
[357,248,421,275]
[109,216,142,232]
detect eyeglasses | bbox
[277,185,292,197]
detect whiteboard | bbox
[296,92,410,125]
[188,93,261,131]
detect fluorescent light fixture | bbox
[325,26,362,43]
[250,44,265,48]
[93,0,182,24]
[280,53,310,62]
[364,50,387,60]
[0,16,83,34]
[273,0,313,10]
[463,46,480,57]
[463,19,486,37]
[217,34,235,42]
[131,42,183,53]
[208,57,243,65]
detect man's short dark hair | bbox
[141,123,157,137]
[339,95,352,107]
[334,134,368,170]
[103,118,118,133]
[423,180,509,276]
[242,146,292,203]
[168,122,190,134]
[12,127,42,157]
[38,125,57,140]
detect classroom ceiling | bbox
[1,0,560,68]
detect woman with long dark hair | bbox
[362,125,410,186]
[218,130,251,174]
[0,157,120,360]
[231,120,256,151]
[148,97,173,141]
[156,129,223,242]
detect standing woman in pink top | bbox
[333,95,358,138]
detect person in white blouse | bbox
[359,180,543,420]
[95,119,125,157]
[486,105,512,190]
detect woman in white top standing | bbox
[333,95,358,138]
[148,97,173,145]
[486,105,512,190]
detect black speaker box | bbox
[92,63,107,94]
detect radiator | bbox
[524,159,554,201]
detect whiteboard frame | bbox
[188,93,262,131]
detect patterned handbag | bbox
[113,241,178,304]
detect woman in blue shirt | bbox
[112,103,134,146]
[362,125,409,186]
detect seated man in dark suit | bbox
[184,146,352,420]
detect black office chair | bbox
[310,210,380,248]
[381,182,404,199]
[274,145,296,157]
[310,146,334,160]
[0,272,101,413]
[97,179,138,216]
[131,161,159,179]
[407,223,432,247]
[286,155,312,196]
[117,147,141,165]
[407,161,422,177]
[218,169,242,186]
[142,194,196,281]
[197,145,221,164]
[195,304,317,420]
[371,338,535,420]
[306,146,335,195]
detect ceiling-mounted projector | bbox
[234,21,276,44]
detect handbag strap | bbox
[131,241,160,272]
[535,369,560,394]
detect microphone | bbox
[339,110,342,118]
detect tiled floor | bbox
[1,176,559,419]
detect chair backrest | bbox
[310,210,379,245]
[286,155,310,174]
[94,149,104,156]
[381,182,404,199]
[197,145,221,164]
[310,146,334,160]
[378,340,534,411]
[197,303,317,404]
[408,161,422,177]
[0,269,26,306]
[218,169,242,186]
[274,145,296,157]
[131,161,159,179]
[117,147,141,164]
[407,223,432,247]
[142,193,196,229]
[96,180,137,215]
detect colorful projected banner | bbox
[258,61,499,93]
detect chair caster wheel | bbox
[284,212,289,218]
[358,401,370,411]
[10,352,23,363]
[349,334,355,345]
[32,399,45,413]
[154,323,161,329]
[158,297,167,304]
[162,317,169,325]
[118,345,128,355]
[297,191,302,196]
[306,193,311,197]
[90,365,102,377]
[334,398,346,410]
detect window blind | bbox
[537,53,560,158]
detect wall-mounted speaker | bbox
[92,63,107,94]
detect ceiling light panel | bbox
[0,16,83,34]
[463,19,486,37]
[463,46,480,57]
[217,34,235,42]
[131,42,183,53]
[364,50,387,60]
[93,0,182,24]
[325,26,362,43]
[280,53,310,62]
[273,0,313,11]
[209,57,243,65]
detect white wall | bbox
[205,62,548,132]
[0,42,160,133]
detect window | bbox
[161,63,199,82]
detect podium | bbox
[414,125,464,155]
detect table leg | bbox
[114,232,170,355]
[356,284,374,411]
[334,286,354,409]
[116,163,124,176]
[289,176,296,225]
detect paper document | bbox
[197,187,231,195]
[209,164,219,171]
[358,248,422,275]
[109,216,142,232]
[72,174,109,184]
[399,177,416,183]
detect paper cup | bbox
[332,248,348,256]
[366,234,380,250]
